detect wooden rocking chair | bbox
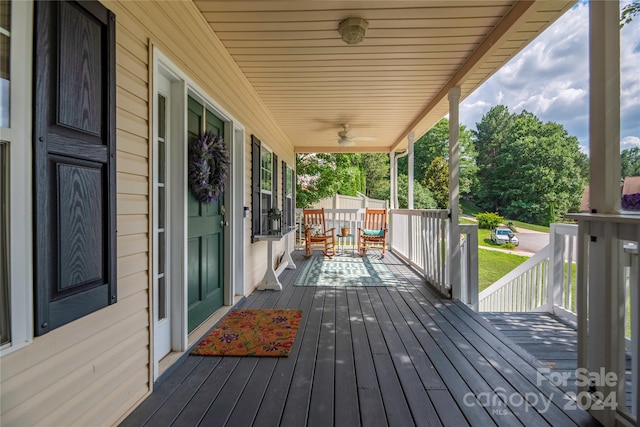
[357,208,388,258]
[303,208,336,258]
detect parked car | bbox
[491,227,519,246]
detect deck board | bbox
[252,286,316,426]
[446,304,600,426]
[367,287,440,427]
[279,285,325,426]
[119,356,203,427]
[334,288,361,427]
[358,287,415,426]
[484,311,633,415]
[387,285,506,426]
[308,288,336,427]
[122,251,601,427]
[345,287,388,427]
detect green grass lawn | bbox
[478,248,529,292]
[460,199,482,216]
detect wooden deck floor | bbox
[122,251,600,427]
[484,312,633,412]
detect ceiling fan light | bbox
[338,18,369,45]
[339,136,355,147]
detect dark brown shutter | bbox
[33,0,116,335]
[272,153,278,212]
[292,169,296,230]
[281,161,287,228]
[251,135,261,242]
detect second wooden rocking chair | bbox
[303,208,336,257]
[357,208,388,258]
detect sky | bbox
[460,1,640,153]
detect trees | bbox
[296,152,389,207]
[473,105,514,212]
[423,156,449,208]
[396,175,437,209]
[296,153,351,208]
[473,107,586,225]
[621,2,640,27]
[361,152,390,200]
[621,147,640,177]
[296,105,587,226]
[397,118,477,196]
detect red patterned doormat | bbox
[191,309,303,357]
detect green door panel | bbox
[187,96,225,332]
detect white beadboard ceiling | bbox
[193,0,575,153]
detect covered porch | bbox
[123,250,599,426]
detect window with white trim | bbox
[261,148,273,232]
[251,135,278,239]
[282,162,295,231]
[155,93,168,322]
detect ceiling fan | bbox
[337,124,377,147]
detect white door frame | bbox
[152,48,245,379]
[152,71,173,372]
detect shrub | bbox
[503,243,516,250]
[475,212,503,229]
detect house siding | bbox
[0,0,294,425]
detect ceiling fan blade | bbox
[353,136,377,142]
[338,137,355,147]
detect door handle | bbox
[221,221,229,227]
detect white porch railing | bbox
[389,209,450,296]
[478,242,551,312]
[478,223,577,323]
[478,218,638,425]
[295,208,364,250]
[569,214,638,425]
[460,224,479,309]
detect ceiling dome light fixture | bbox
[338,18,369,45]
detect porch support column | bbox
[581,2,621,425]
[407,132,415,209]
[390,150,396,210]
[589,0,620,214]
[448,86,461,299]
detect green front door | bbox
[187,96,225,332]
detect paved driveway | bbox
[516,229,549,254]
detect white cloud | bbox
[461,1,640,153]
[622,136,640,150]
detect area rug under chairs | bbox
[191,309,302,357]
[294,253,400,287]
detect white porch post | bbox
[580,2,622,425]
[407,131,415,209]
[449,86,461,299]
[589,0,620,214]
[390,150,396,210]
